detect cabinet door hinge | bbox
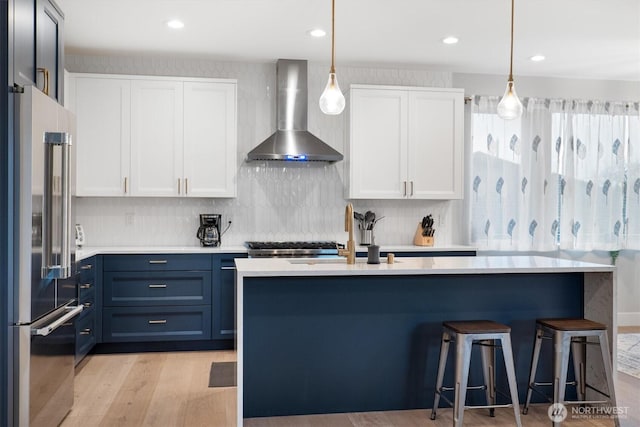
[10,84,25,93]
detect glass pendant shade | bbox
[497,80,523,120]
[319,72,345,115]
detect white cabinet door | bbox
[183,81,237,197]
[130,80,183,197]
[407,90,464,199]
[347,85,464,200]
[73,77,131,196]
[348,88,407,199]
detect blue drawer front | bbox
[78,278,95,303]
[102,306,212,342]
[76,307,96,364]
[103,271,212,306]
[103,254,212,272]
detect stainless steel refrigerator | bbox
[12,86,82,427]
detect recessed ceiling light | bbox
[442,36,459,45]
[530,55,545,62]
[308,28,326,38]
[166,19,185,29]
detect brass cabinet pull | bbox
[80,283,92,289]
[178,178,181,195]
[148,260,168,264]
[124,177,128,194]
[148,284,167,288]
[79,328,92,335]
[148,320,167,325]
[80,264,93,270]
[37,67,50,95]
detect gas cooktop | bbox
[245,241,344,258]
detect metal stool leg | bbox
[499,333,523,427]
[453,334,473,427]
[597,330,620,427]
[523,325,543,415]
[479,339,496,417]
[553,330,571,427]
[570,336,586,401]
[430,330,451,420]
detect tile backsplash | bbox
[67,54,456,247]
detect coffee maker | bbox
[197,214,221,247]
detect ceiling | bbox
[57,0,640,81]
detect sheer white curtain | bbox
[469,97,640,251]
[623,103,640,249]
[558,101,629,250]
[469,96,558,250]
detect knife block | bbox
[413,222,434,246]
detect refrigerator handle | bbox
[42,132,72,279]
[60,139,71,278]
[31,305,83,337]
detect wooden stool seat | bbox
[443,320,511,334]
[537,318,606,331]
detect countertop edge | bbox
[75,244,478,261]
[235,255,615,277]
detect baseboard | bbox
[618,312,640,326]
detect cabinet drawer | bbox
[78,278,96,302]
[103,271,212,306]
[102,306,212,342]
[103,254,211,271]
[78,258,97,278]
[79,292,96,310]
[75,307,96,363]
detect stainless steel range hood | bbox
[247,59,343,162]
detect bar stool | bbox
[523,318,619,426]
[430,320,522,427]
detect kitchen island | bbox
[235,256,615,426]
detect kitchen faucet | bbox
[338,203,356,264]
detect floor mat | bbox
[209,361,236,387]
[617,333,640,379]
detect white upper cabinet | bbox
[130,79,183,197]
[346,85,464,200]
[71,76,131,197]
[183,81,237,197]
[69,73,237,198]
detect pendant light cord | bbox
[330,0,336,74]
[508,0,514,82]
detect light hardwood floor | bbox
[63,339,640,427]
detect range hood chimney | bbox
[247,59,344,162]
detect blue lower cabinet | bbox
[212,254,247,340]
[102,306,212,342]
[103,271,212,306]
[75,255,100,364]
[100,254,215,344]
[103,254,211,272]
[75,307,97,363]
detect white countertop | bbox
[75,244,476,261]
[235,255,614,277]
[355,244,476,253]
[76,245,248,260]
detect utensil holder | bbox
[360,229,373,246]
[413,222,434,246]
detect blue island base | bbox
[243,273,583,418]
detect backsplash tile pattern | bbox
[67,54,455,247]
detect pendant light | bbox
[497,0,523,120]
[319,0,345,115]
